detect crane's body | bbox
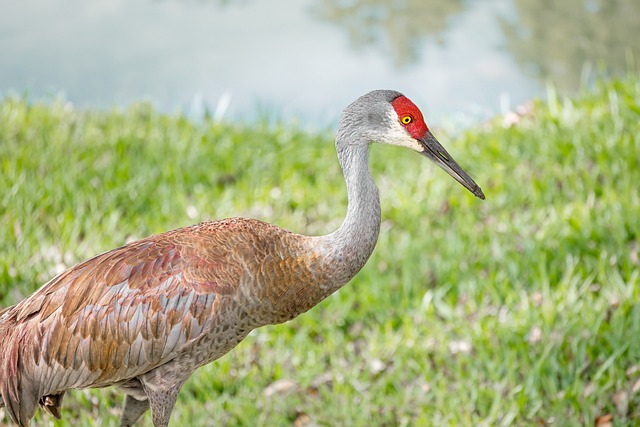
[1,218,369,425]
[0,90,484,426]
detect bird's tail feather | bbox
[0,309,39,426]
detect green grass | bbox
[1,76,639,426]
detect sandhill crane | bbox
[0,90,484,426]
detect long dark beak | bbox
[418,131,485,200]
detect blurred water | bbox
[1,0,637,127]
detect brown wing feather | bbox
[0,218,278,425]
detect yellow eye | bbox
[401,115,412,125]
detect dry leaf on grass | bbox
[528,326,543,344]
[612,390,629,415]
[595,413,613,427]
[448,339,472,355]
[293,411,313,427]
[263,379,299,397]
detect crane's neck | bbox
[319,141,381,287]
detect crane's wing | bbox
[0,219,269,424]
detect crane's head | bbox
[339,90,485,200]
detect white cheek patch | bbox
[382,110,425,152]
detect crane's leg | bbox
[143,383,183,427]
[119,394,149,427]
[138,362,191,427]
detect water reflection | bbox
[314,0,464,67]
[316,0,639,90]
[500,0,640,91]
[0,0,637,124]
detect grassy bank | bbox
[1,76,639,426]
